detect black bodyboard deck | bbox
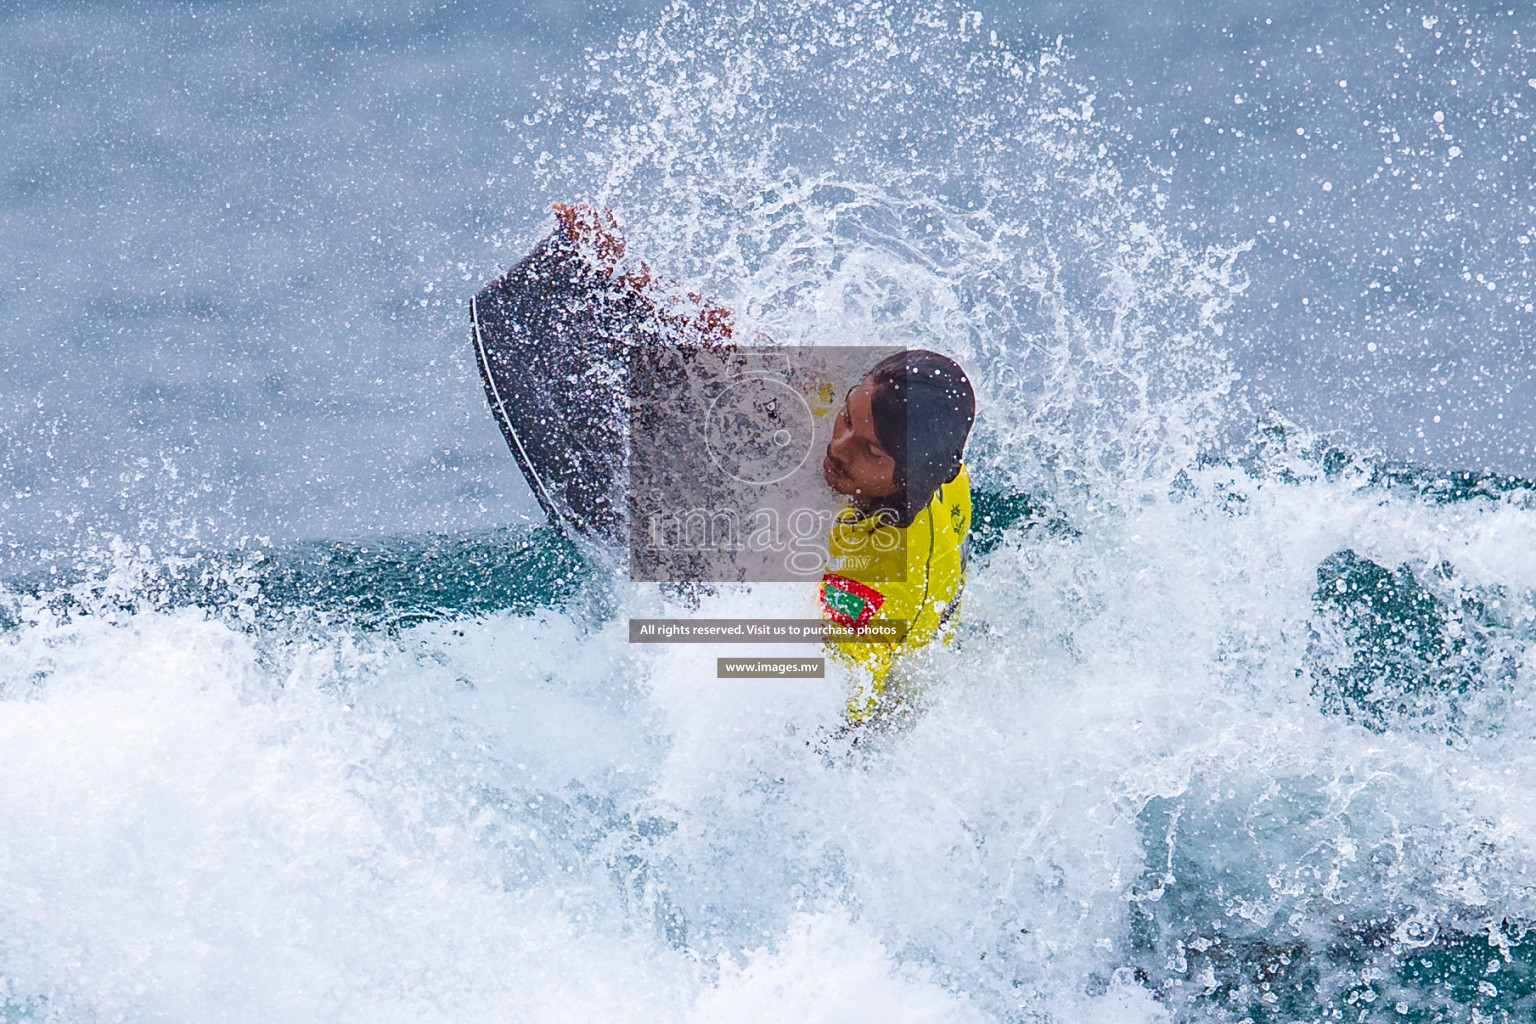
[471,216,731,547]
[472,229,633,543]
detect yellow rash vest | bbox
[819,464,972,718]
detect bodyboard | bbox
[472,224,642,543]
[470,210,733,547]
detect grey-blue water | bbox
[3,0,1531,565]
[3,2,1536,1021]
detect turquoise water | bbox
[0,527,589,634]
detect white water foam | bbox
[6,461,1534,1020]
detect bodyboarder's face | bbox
[823,378,899,502]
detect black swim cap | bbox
[866,349,976,527]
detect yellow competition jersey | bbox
[819,464,972,717]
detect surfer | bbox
[817,350,975,723]
[472,203,975,723]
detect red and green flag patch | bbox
[819,573,886,630]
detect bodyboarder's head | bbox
[822,349,975,527]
